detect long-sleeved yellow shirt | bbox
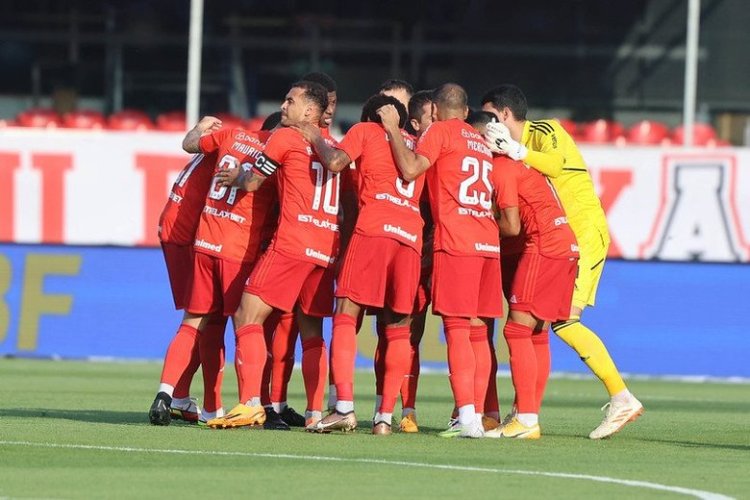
[521,119,609,242]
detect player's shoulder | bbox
[528,119,560,136]
[268,126,298,142]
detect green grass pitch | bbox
[1,358,748,499]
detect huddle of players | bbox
[149,73,644,440]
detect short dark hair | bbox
[466,110,498,129]
[291,80,329,114]
[301,72,337,93]
[261,111,282,131]
[480,84,528,120]
[408,90,433,122]
[360,94,408,129]
[432,83,467,111]
[379,79,414,97]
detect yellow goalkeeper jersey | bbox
[521,119,609,241]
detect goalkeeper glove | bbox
[485,122,528,161]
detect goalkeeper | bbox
[481,84,643,440]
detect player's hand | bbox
[484,122,528,161]
[376,104,401,131]
[214,166,241,188]
[291,122,321,143]
[197,115,222,133]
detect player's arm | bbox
[377,104,430,181]
[292,122,351,172]
[485,122,564,178]
[497,206,520,237]
[182,116,223,153]
[215,153,276,192]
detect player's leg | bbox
[486,309,541,439]
[150,243,201,425]
[271,312,305,426]
[375,309,413,435]
[206,249,299,429]
[483,318,501,429]
[469,317,492,427]
[197,313,228,422]
[372,316,386,417]
[398,310,424,433]
[313,297,360,431]
[551,236,642,438]
[532,321,551,414]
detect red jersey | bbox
[492,156,578,259]
[415,118,500,257]
[252,126,341,266]
[158,152,217,246]
[338,122,425,251]
[192,128,278,263]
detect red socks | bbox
[330,313,358,402]
[503,320,536,413]
[532,328,550,412]
[379,325,411,413]
[198,315,227,412]
[373,319,386,398]
[443,317,474,408]
[161,324,199,395]
[401,337,420,409]
[271,312,298,404]
[470,323,491,414]
[301,336,327,412]
[234,323,266,405]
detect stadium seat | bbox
[245,116,266,131]
[16,108,61,128]
[215,113,245,129]
[62,110,106,129]
[156,111,187,131]
[580,119,624,144]
[671,123,717,146]
[555,118,578,137]
[626,120,670,145]
[107,110,154,131]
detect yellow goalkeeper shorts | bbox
[572,225,610,310]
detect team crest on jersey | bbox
[639,154,750,262]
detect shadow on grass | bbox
[0,407,160,426]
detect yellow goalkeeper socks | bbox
[553,317,626,396]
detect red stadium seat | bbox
[215,113,245,129]
[626,120,670,145]
[16,108,61,128]
[156,111,187,131]
[580,119,624,144]
[555,118,578,137]
[62,110,106,129]
[245,116,266,132]
[671,123,717,146]
[107,110,154,131]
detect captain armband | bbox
[252,154,280,177]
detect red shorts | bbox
[501,252,577,322]
[161,242,193,310]
[187,251,250,316]
[431,251,503,318]
[245,249,335,317]
[336,234,420,314]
